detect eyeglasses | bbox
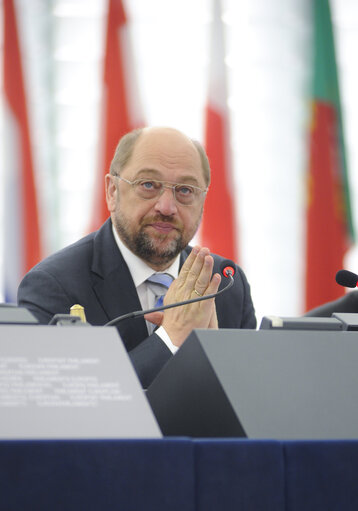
[114,175,208,206]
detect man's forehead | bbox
[126,130,204,179]
[133,129,199,158]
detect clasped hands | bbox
[145,246,221,347]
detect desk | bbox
[1,439,358,511]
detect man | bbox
[18,127,256,387]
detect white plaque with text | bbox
[0,325,161,439]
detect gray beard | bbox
[114,217,187,267]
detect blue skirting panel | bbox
[1,439,358,511]
[194,439,284,511]
[0,439,195,511]
[284,441,358,511]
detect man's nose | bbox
[153,187,178,216]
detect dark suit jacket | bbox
[305,291,358,317]
[18,219,256,387]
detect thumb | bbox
[144,311,164,326]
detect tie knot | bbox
[146,273,174,319]
[147,273,173,290]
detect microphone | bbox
[336,269,358,288]
[105,259,236,327]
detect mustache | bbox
[142,215,182,228]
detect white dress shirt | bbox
[112,225,180,354]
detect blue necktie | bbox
[146,273,174,308]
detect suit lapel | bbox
[90,220,149,350]
[179,246,190,269]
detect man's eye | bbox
[139,181,157,190]
[176,185,194,196]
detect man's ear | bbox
[105,174,117,212]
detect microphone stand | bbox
[105,275,234,327]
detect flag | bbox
[200,0,237,262]
[3,0,41,302]
[304,0,354,311]
[90,0,143,231]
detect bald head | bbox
[109,127,211,186]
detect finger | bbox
[174,246,208,298]
[175,246,200,285]
[206,272,221,294]
[144,311,164,326]
[192,254,214,296]
[183,247,210,293]
[198,272,221,298]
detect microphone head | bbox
[336,269,358,288]
[220,260,236,278]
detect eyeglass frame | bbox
[113,174,208,205]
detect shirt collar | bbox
[112,224,180,287]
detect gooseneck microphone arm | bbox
[105,262,235,327]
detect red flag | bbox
[3,0,41,302]
[90,0,143,231]
[305,0,354,311]
[200,0,237,262]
